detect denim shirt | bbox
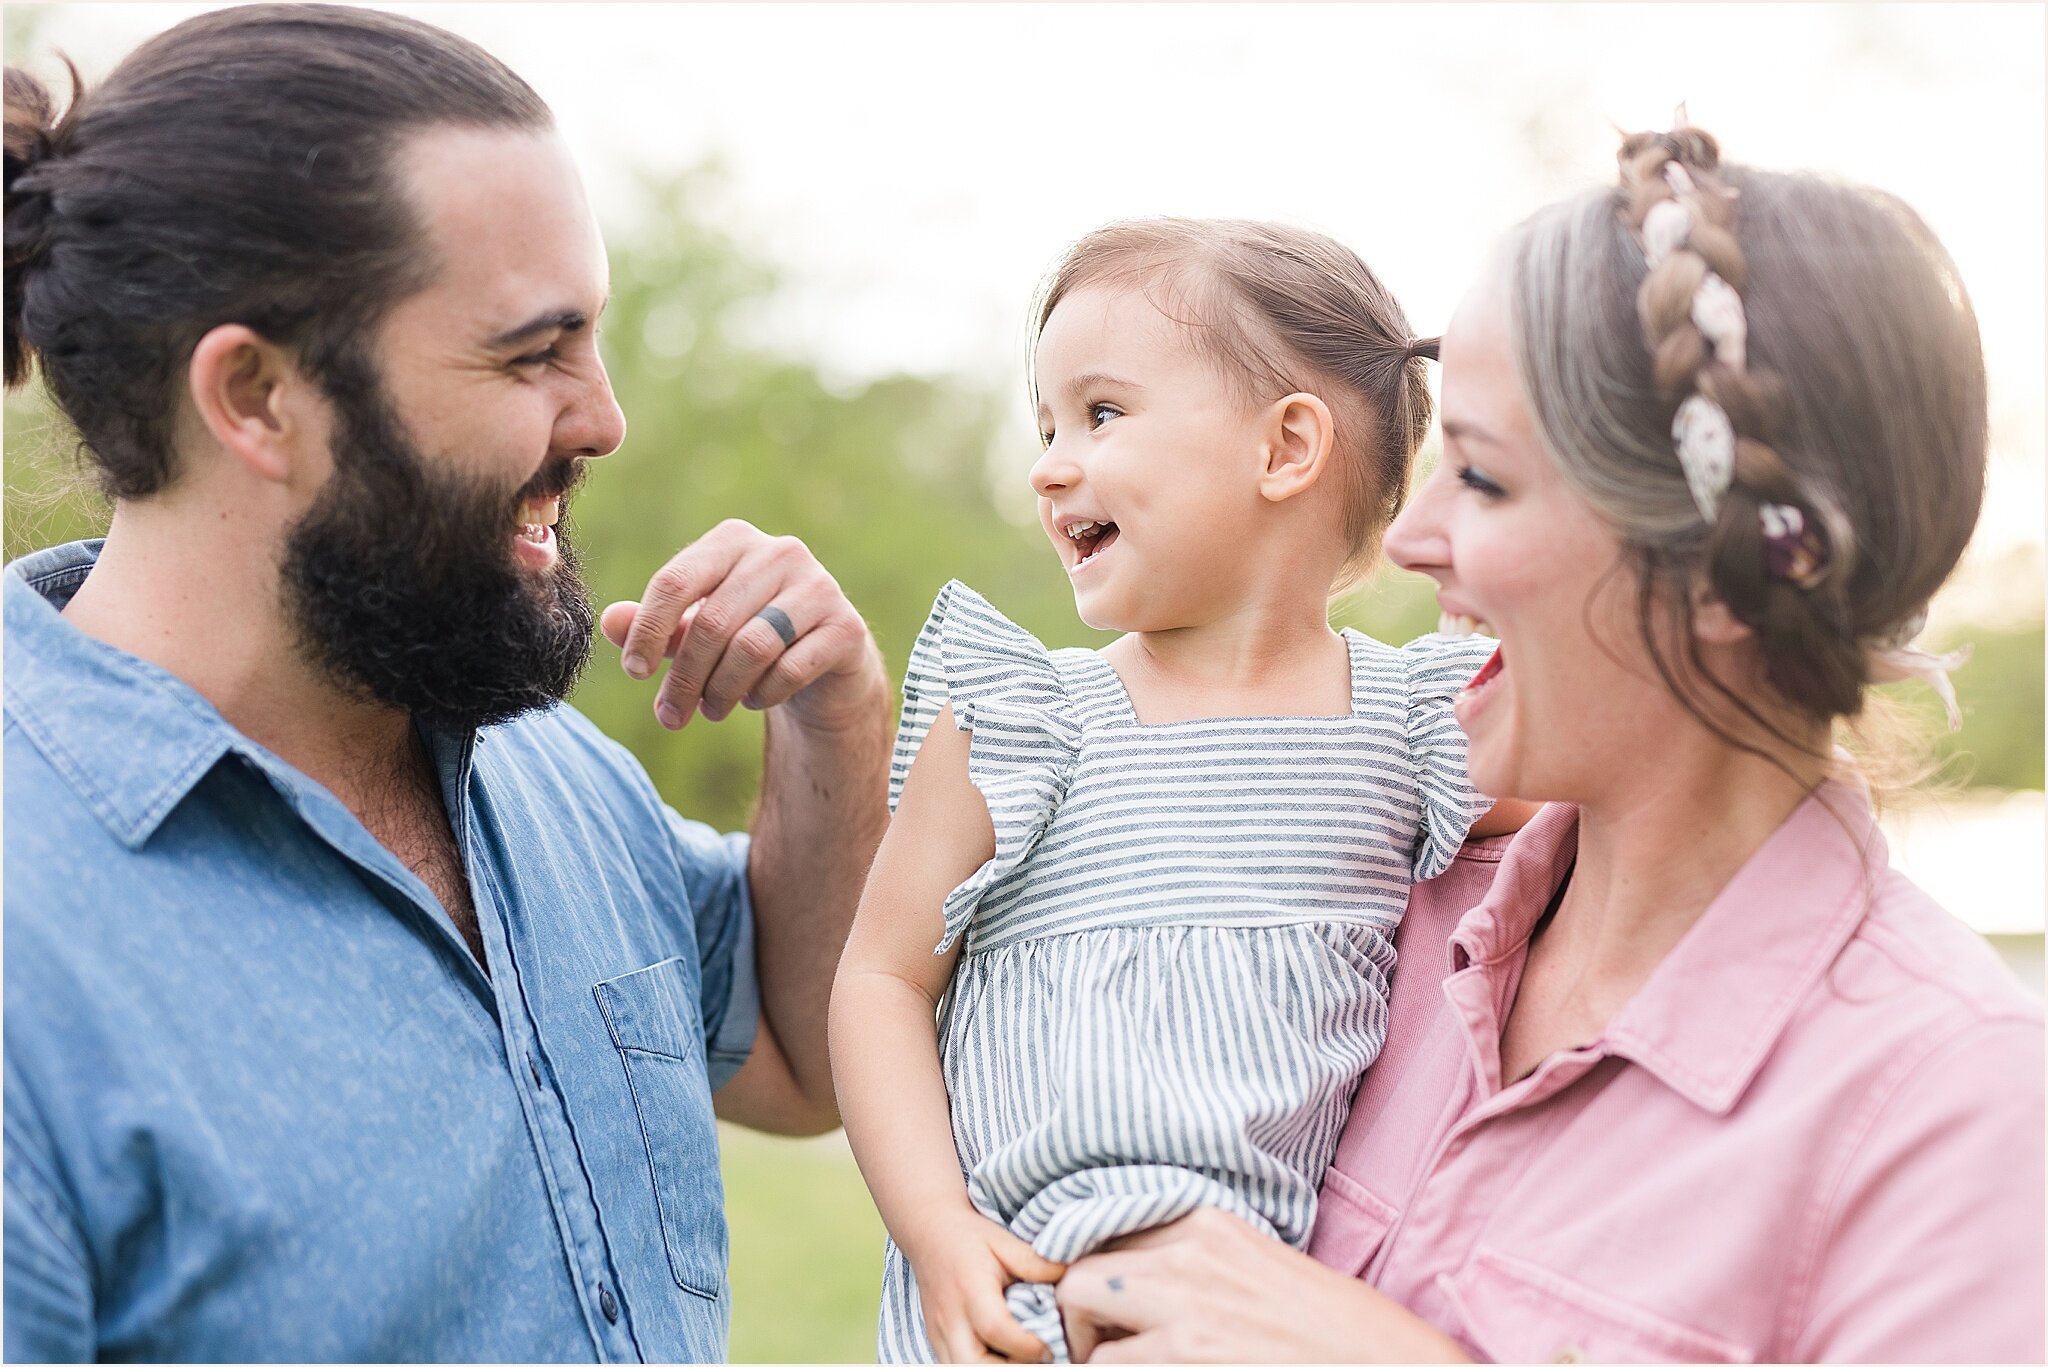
[3,540,760,1363]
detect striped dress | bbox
[875,582,1493,1362]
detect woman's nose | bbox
[1384,465,1451,578]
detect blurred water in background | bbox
[1885,790,2045,992]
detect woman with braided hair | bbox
[1048,120,2043,1362]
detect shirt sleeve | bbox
[1791,1014,2045,1362]
[1402,632,1497,881]
[661,811,759,1092]
[4,1060,96,1364]
[893,580,1080,953]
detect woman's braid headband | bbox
[1617,116,1969,728]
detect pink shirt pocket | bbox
[1306,1167,1398,1279]
[1436,1249,1756,1364]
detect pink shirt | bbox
[1311,785,2044,1363]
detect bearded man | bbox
[2,6,891,1360]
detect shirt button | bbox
[1553,1347,1585,1363]
[599,1284,619,1324]
[527,1052,544,1088]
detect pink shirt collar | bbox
[1445,781,1886,1115]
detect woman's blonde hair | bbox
[1507,125,1986,776]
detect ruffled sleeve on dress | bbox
[893,581,1081,953]
[1403,631,1497,882]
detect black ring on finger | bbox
[755,605,798,648]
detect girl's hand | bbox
[1055,1207,1470,1364]
[902,1206,1066,1363]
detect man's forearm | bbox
[744,655,893,1118]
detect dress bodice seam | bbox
[1054,630,1375,735]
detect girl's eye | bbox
[1457,464,1505,498]
[1088,403,1121,427]
[1038,428,1055,447]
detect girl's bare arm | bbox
[830,703,1062,1360]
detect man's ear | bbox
[1690,573,1756,645]
[1257,392,1335,505]
[184,324,320,486]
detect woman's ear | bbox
[184,324,322,486]
[1258,392,1335,505]
[1690,573,1756,645]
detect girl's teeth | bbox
[1437,613,1497,640]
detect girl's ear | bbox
[1258,392,1335,504]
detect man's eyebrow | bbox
[483,295,611,351]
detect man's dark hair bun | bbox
[3,5,552,494]
[4,60,79,387]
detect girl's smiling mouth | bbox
[1057,515,1120,573]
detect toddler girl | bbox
[830,219,1527,1363]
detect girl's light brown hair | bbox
[1031,218,1435,581]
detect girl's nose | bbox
[1029,440,1079,497]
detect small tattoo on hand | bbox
[1107,1277,1124,1293]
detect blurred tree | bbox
[573,167,1090,829]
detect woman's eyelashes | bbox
[1456,463,1506,499]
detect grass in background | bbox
[721,1124,885,1363]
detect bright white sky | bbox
[23,3,2048,603]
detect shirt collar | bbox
[7,540,240,849]
[1447,799,1582,974]
[1447,781,1885,1115]
[1603,781,1883,1113]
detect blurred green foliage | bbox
[1922,617,2045,791]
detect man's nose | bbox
[558,356,627,459]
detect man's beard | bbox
[281,359,596,730]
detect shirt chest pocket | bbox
[594,958,727,1300]
[1439,1248,1755,1364]
[1307,1167,1399,1276]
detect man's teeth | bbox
[1438,612,1497,639]
[515,497,561,530]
